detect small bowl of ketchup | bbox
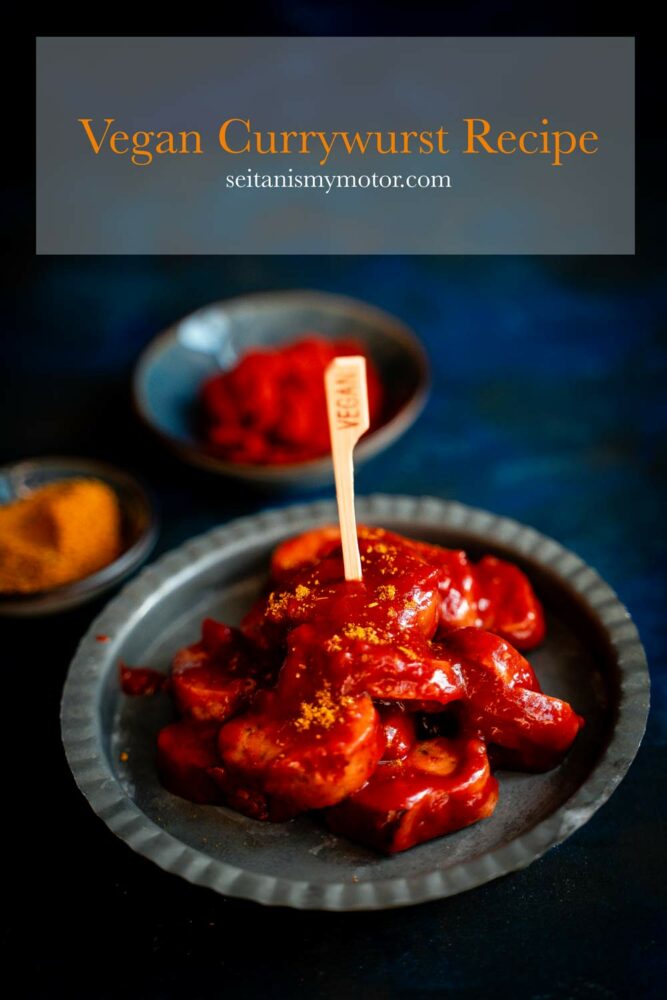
[133,291,430,488]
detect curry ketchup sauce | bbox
[125,526,583,854]
[200,335,384,465]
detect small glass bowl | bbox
[0,457,158,616]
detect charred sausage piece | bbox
[461,679,583,772]
[442,627,540,691]
[267,526,544,649]
[156,721,222,804]
[326,736,498,854]
[218,690,383,813]
[398,539,482,631]
[278,624,465,709]
[246,530,443,649]
[438,628,583,770]
[171,618,276,723]
[474,556,545,650]
[270,525,342,581]
[403,539,544,646]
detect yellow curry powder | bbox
[0,478,122,593]
[294,684,355,732]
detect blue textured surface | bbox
[3,254,666,997]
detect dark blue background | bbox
[4,254,666,997]
[8,1,666,994]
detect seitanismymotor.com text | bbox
[225,171,453,192]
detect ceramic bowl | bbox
[132,291,430,488]
[0,456,157,616]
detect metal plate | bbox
[61,496,649,910]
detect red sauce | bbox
[120,663,168,696]
[131,526,583,854]
[199,335,384,464]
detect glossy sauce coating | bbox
[326,736,499,854]
[268,525,545,648]
[129,526,583,854]
[157,721,221,804]
[171,619,277,722]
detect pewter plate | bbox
[61,496,649,910]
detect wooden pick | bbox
[325,356,370,581]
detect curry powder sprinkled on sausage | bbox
[267,590,290,615]
[294,685,354,731]
[343,623,384,644]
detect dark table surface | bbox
[4,254,666,998]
